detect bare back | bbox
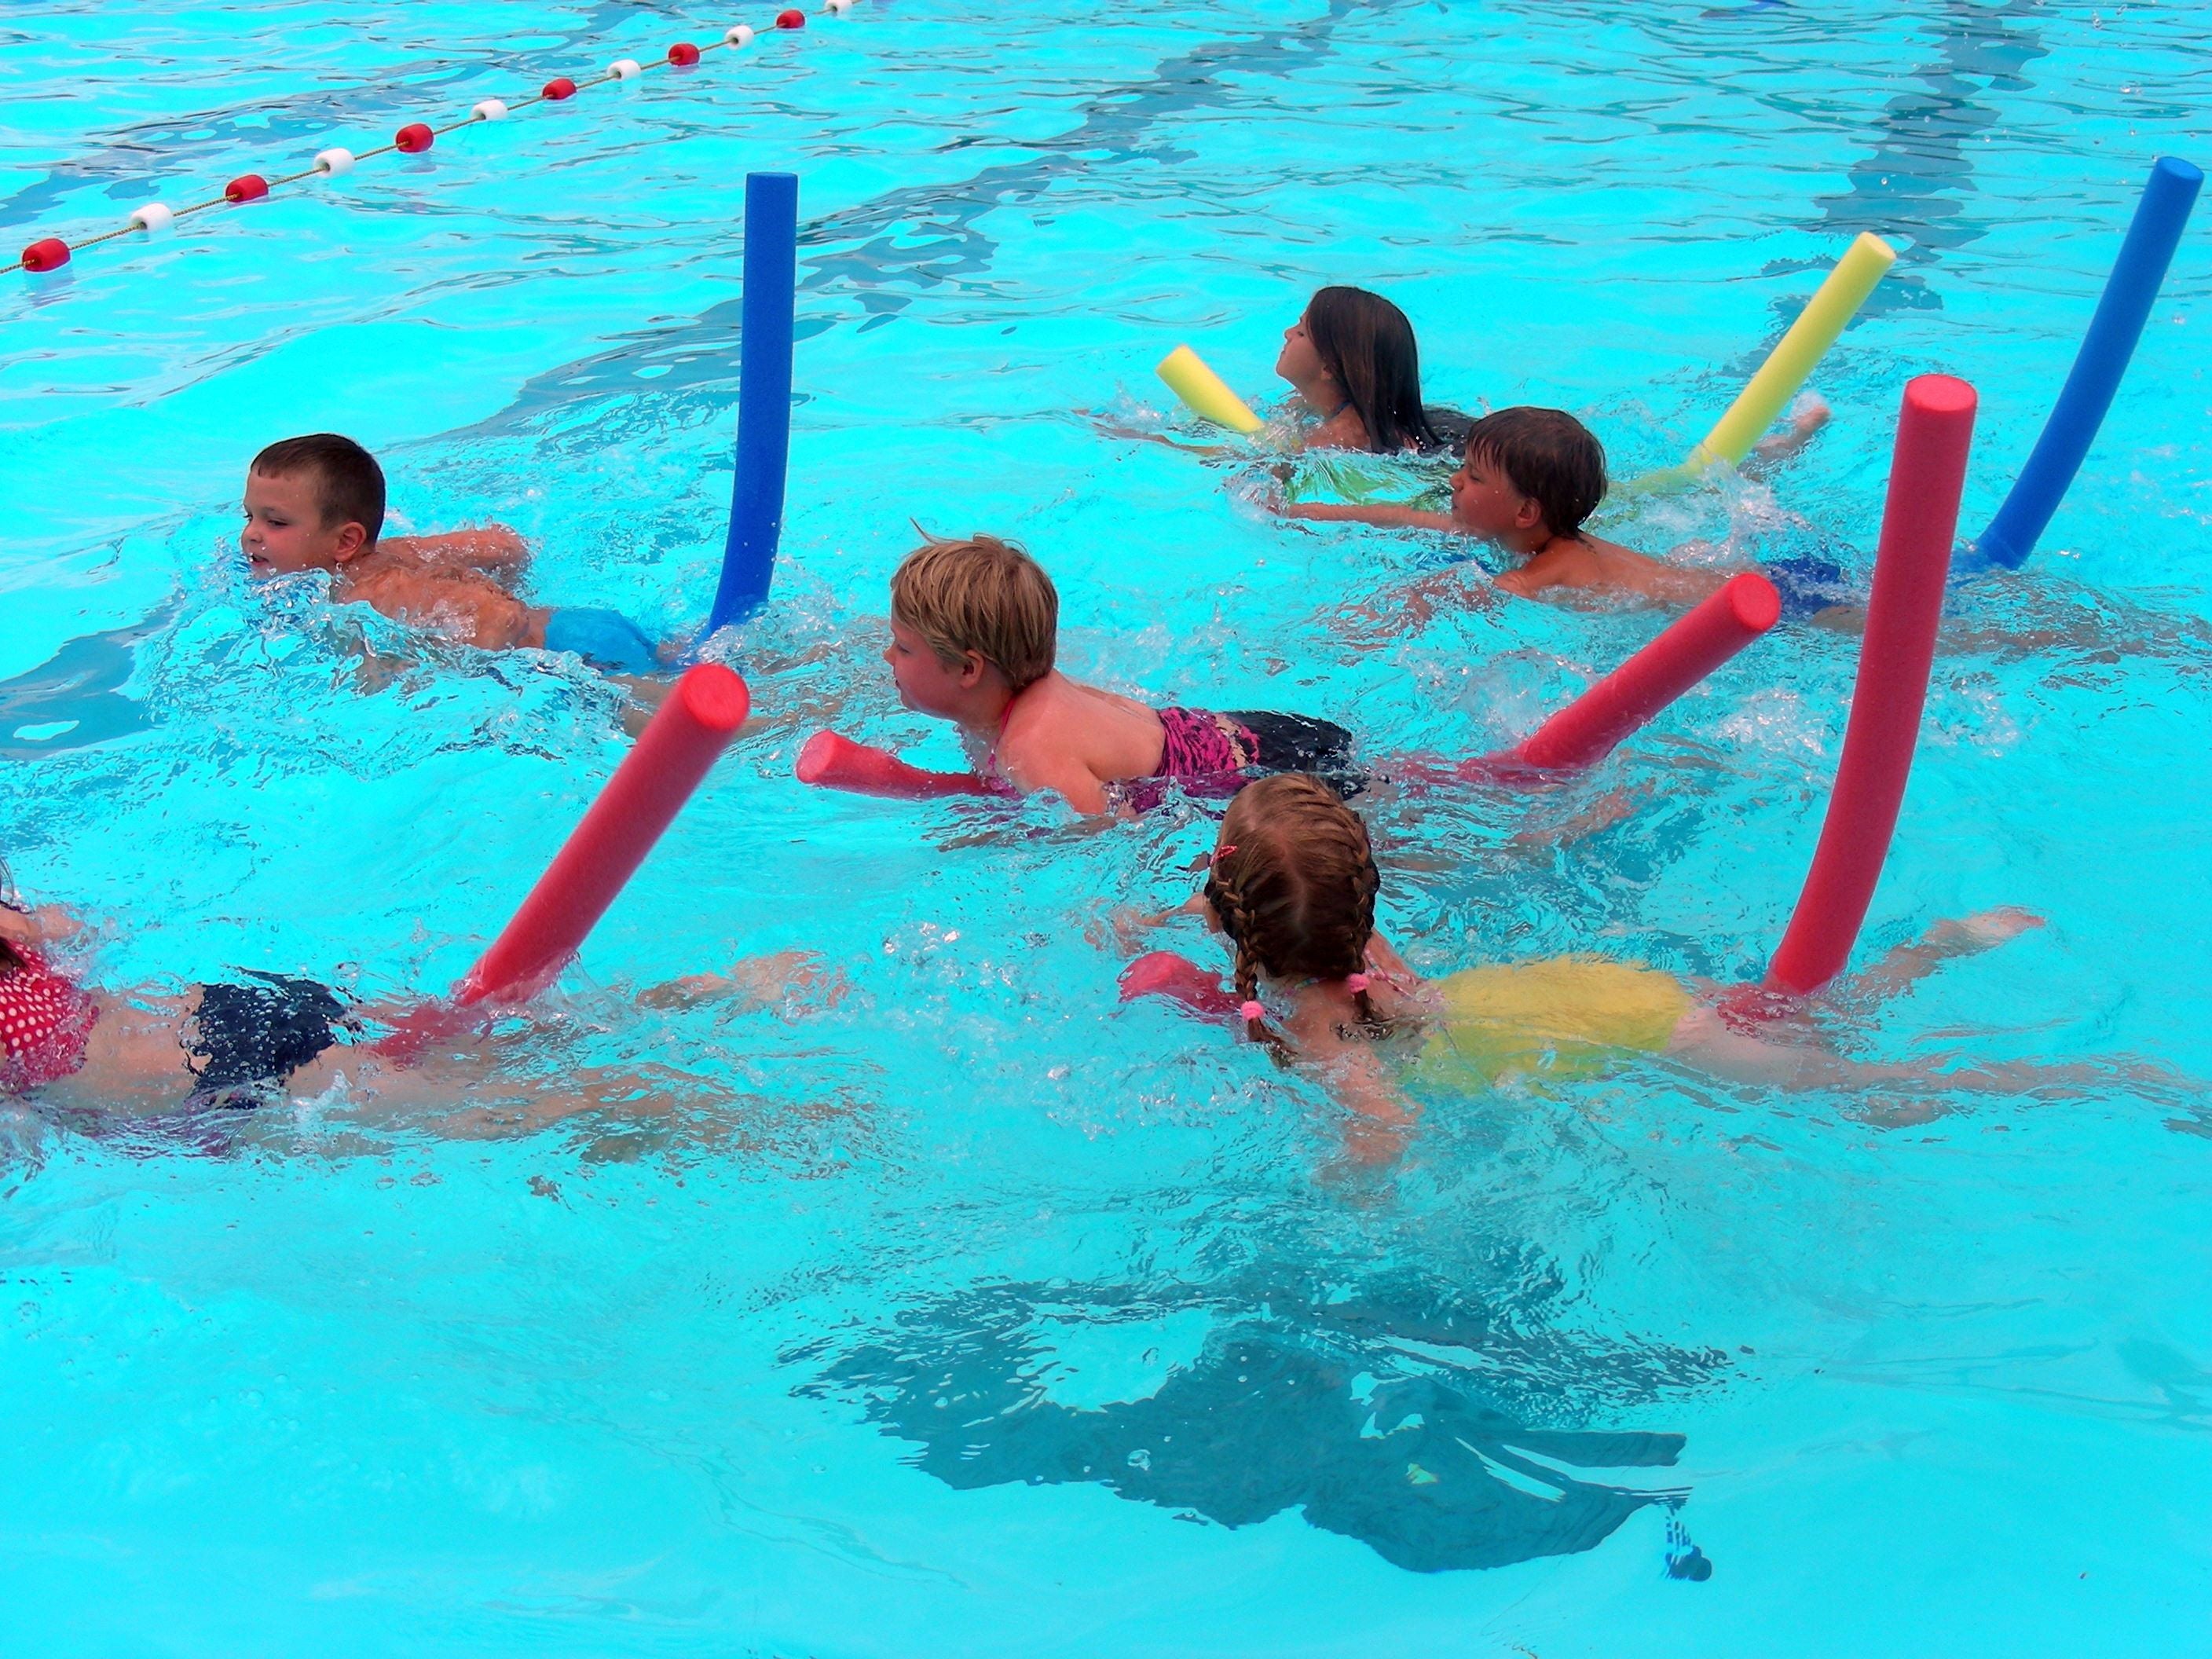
[337,544,545,651]
[987,672,1167,813]
[1500,533,1728,608]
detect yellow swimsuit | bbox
[1415,958,1690,1090]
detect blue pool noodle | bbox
[706,171,800,632]
[1974,155,2201,569]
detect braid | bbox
[1207,773,1389,1048]
[1207,863,1287,1054]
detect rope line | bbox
[7,5,847,277]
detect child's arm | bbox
[1278,500,1459,532]
[1283,1007,1420,1165]
[381,526,531,582]
[1328,566,1500,645]
[1088,412,1242,460]
[636,949,848,1011]
[0,902,80,949]
[1093,890,1210,954]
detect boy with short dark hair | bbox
[241,433,663,672]
[1284,402,1848,621]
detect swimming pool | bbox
[5,0,2211,1650]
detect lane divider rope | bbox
[10,2,854,276]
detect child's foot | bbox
[1786,392,1830,442]
[1925,906,2045,955]
[1748,394,1830,466]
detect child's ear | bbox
[331,520,371,562]
[958,650,989,688]
[1513,496,1545,531]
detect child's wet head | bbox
[1207,775,1381,987]
[241,434,384,576]
[886,533,1057,709]
[1449,408,1606,544]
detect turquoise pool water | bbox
[5,0,2212,1651]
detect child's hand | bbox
[642,950,849,1012]
[735,949,849,1007]
[1508,786,1646,851]
[1086,895,1207,954]
[1325,570,1485,646]
[1086,411,1158,443]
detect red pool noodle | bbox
[795,730,991,798]
[1764,374,1976,996]
[456,664,751,1006]
[1118,950,1241,1016]
[1502,573,1781,771]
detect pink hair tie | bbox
[1238,1000,1266,1024]
[1345,972,1371,993]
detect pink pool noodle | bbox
[1500,573,1781,771]
[1764,374,1976,997]
[457,664,752,1006]
[1118,950,1240,1017]
[795,730,991,798]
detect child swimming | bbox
[1122,774,2153,1159]
[1273,286,1469,455]
[884,533,1359,815]
[1280,405,1848,624]
[242,433,665,674]
[0,878,820,1133]
[1097,285,1467,467]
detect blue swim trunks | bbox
[1761,555,1856,623]
[543,606,659,673]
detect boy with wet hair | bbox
[1284,401,1849,620]
[241,433,664,672]
[881,532,1356,815]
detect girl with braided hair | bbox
[1122,775,2171,1150]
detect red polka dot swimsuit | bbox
[0,944,97,1092]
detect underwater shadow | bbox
[793,1266,1723,1573]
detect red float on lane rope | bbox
[1763,374,1978,997]
[456,664,752,1007]
[18,11,835,277]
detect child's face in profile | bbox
[1448,448,1533,543]
[884,618,975,718]
[1275,309,1324,384]
[241,467,361,575]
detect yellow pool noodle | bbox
[1156,343,1265,434]
[1686,231,1896,469]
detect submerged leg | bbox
[1831,907,2042,1009]
[1671,1005,2171,1101]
